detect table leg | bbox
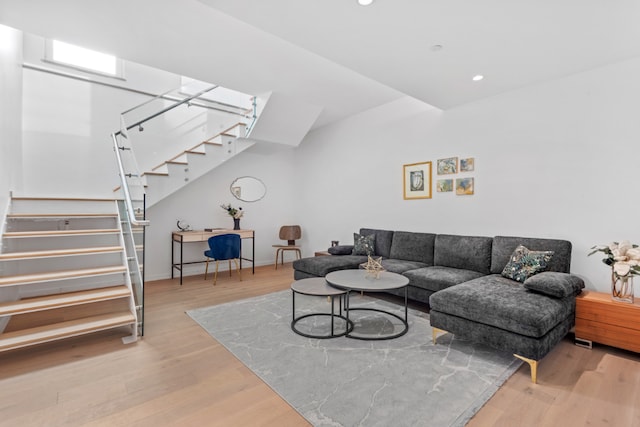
[330,296,335,336]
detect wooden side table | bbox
[314,251,331,256]
[575,290,640,353]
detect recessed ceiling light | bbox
[472,75,484,81]
[358,0,373,5]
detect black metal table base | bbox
[344,287,409,340]
[291,293,354,339]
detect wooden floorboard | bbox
[0,263,638,426]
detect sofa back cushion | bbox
[389,231,436,264]
[360,228,394,258]
[434,234,493,274]
[491,236,572,274]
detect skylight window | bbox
[46,40,123,78]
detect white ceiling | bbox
[2,0,640,128]
[199,0,640,109]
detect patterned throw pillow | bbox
[352,233,376,256]
[501,245,554,283]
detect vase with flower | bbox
[220,203,244,230]
[589,240,640,303]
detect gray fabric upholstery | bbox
[389,231,436,264]
[403,266,486,293]
[524,272,585,298]
[430,310,574,360]
[379,259,429,274]
[491,236,572,274]
[292,255,367,277]
[434,234,493,274]
[360,228,394,258]
[429,274,575,338]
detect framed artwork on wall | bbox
[436,179,453,192]
[403,161,432,199]
[437,157,458,175]
[460,157,475,172]
[456,178,474,195]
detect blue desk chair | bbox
[204,234,242,285]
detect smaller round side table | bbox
[291,278,354,339]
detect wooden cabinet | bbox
[575,290,640,353]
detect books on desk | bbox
[204,228,225,232]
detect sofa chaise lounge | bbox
[292,228,585,382]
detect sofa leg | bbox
[513,354,538,384]
[431,327,447,344]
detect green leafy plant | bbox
[220,203,243,219]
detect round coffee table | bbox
[325,270,409,340]
[290,278,354,339]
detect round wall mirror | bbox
[230,176,267,202]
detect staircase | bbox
[113,80,259,208]
[141,122,254,207]
[0,197,141,352]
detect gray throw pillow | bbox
[501,245,554,283]
[524,272,585,298]
[352,233,376,256]
[328,245,354,255]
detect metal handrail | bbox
[115,84,219,136]
[111,132,149,227]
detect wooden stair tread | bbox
[166,160,188,165]
[202,141,223,146]
[2,229,120,238]
[185,150,206,155]
[0,246,124,260]
[142,171,169,176]
[0,266,127,287]
[0,311,136,352]
[0,286,131,316]
[7,213,117,218]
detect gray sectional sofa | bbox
[292,228,585,382]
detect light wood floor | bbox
[0,264,638,426]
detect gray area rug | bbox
[187,290,521,427]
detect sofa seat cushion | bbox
[292,255,367,277]
[429,275,575,338]
[403,266,486,293]
[380,259,430,274]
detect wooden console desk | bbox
[171,229,255,285]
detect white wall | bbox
[144,144,296,281]
[294,57,640,293]
[0,25,23,221]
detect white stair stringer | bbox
[0,197,139,352]
[145,135,255,207]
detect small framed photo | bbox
[460,157,475,172]
[403,161,432,199]
[436,179,453,192]
[437,157,458,175]
[456,178,474,195]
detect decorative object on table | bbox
[460,157,475,172]
[589,240,640,303]
[436,179,453,192]
[220,203,243,230]
[436,157,458,175]
[176,219,191,231]
[331,240,339,247]
[403,161,432,199]
[360,255,385,279]
[456,177,474,195]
